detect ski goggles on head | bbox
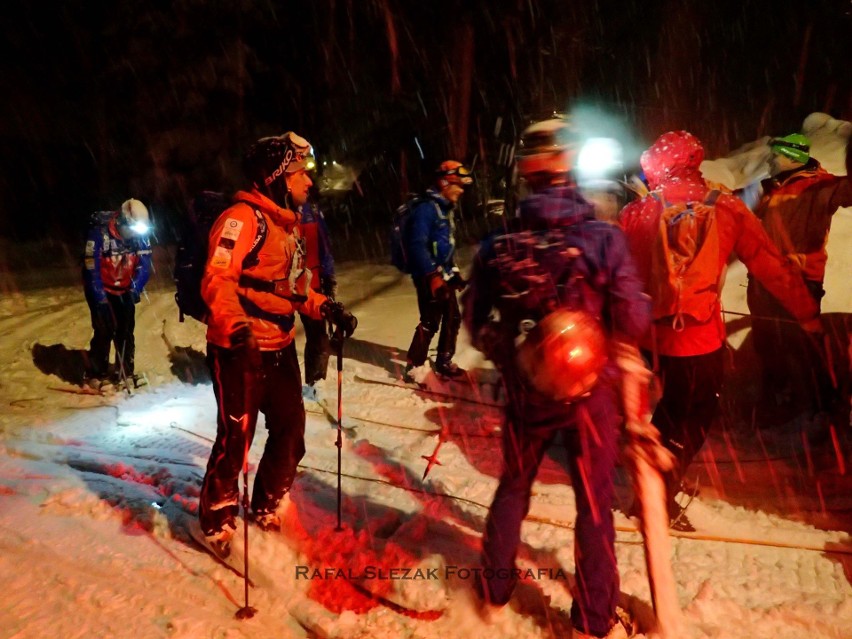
[438,164,474,186]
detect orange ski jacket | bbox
[201,189,328,350]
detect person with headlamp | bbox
[82,198,153,390]
[746,130,852,423]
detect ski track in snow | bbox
[2,121,851,638]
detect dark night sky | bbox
[0,0,849,246]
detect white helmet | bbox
[120,199,151,234]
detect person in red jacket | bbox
[298,186,337,395]
[746,132,852,419]
[620,131,820,530]
[82,199,152,390]
[198,133,357,554]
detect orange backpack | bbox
[649,190,721,329]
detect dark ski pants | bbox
[481,379,621,637]
[406,275,461,366]
[299,313,330,385]
[747,278,835,415]
[651,348,724,498]
[199,342,305,536]
[85,290,136,377]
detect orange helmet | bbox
[516,309,607,402]
[436,160,473,188]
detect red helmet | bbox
[516,309,608,402]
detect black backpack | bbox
[174,191,267,323]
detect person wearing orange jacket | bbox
[620,131,820,531]
[198,133,357,553]
[746,133,852,419]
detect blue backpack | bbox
[174,191,267,323]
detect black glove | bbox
[123,288,141,305]
[96,301,116,333]
[447,272,467,291]
[321,300,358,338]
[320,275,338,299]
[230,323,261,368]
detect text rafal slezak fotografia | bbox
[295,565,569,581]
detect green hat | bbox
[769,133,811,164]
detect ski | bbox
[304,402,442,434]
[48,384,112,397]
[525,513,852,555]
[631,451,682,638]
[353,372,504,408]
[306,396,359,431]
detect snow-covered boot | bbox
[204,522,236,559]
[403,363,418,384]
[130,373,148,389]
[435,354,466,379]
[572,606,635,638]
[84,375,114,393]
[667,499,695,533]
[250,509,282,532]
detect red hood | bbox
[641,130,705,191]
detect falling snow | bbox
[0,120,850,638]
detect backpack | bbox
[174,191,267,323]
[488,225,608,402]
[389,196,422,273]
[391,193,443,273]
[649,190,721,328]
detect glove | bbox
[321,300,358,338]
[625,419,676,473]
[128,287,141,304]
[230,323,261,368]
[320,275,338,299]
[428,273,450,302]
[447,271,467,291]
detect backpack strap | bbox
[241,209,268,269]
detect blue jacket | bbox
[463,186,650,352]
[83,211,152,303]
[403,189,456,278]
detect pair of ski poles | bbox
[233,321,350,620]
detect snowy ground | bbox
[2,118,851,639]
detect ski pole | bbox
[332,325,345,532]
[235,435,257,620]
[113,338,133,396]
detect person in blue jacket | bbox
[82,198,153,389]
[403,160,473,380]
[462,118,652,639]
[299,188,337,390]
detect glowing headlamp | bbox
[577,137,623,179]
